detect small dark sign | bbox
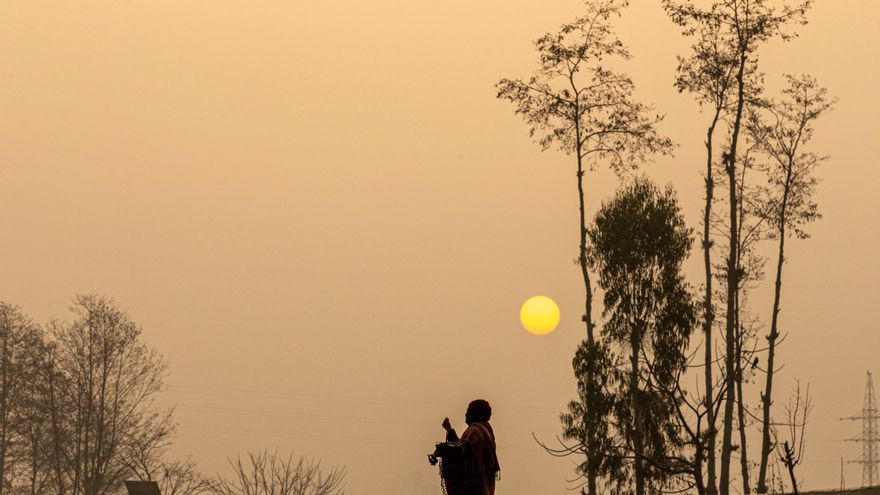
[124,481,161,495]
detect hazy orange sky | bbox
[2,1,879,494]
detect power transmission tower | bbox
[842,371,880,487]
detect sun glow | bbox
[519,296,561,336]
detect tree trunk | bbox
[736,309,751,494]
[757,162,793,493]
[588,467,597,495]
[720,47,749,495]
[703,111,721,495]
[733,150,751,495]
[575,114,597,495]
[577,155,595,344]
[787,463,799,495]
[47,362,66,495]
[631,328,645,495]
[694,438,707,495]
[0,314,10,495]
[783,443,799,495]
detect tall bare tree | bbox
[46,295,174,495]
[497,3,672,492]
[748,74,834,493]
[715,136,770,495]
[662,10,739,493]
[664,3,812,494]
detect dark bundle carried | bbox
[428,440,465,495]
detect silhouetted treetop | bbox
[496,0,673,173]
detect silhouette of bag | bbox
[430,441,466,495]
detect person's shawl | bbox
[459,422,500,495]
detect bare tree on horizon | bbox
[45,295,174,495]
[213,451,345,495]
[777,382,813,495]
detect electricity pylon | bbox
[842,371,880,487]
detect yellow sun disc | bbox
[520,296,561,336]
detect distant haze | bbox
[1,1,878,494]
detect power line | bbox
[165,383,560,415]
[178,424,549,451]
[171,403,560,433]
[180,425,426,448]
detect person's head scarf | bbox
[467,399,492,423]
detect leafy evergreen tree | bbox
[589,178,697,495]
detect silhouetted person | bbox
[441,399,500,495]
